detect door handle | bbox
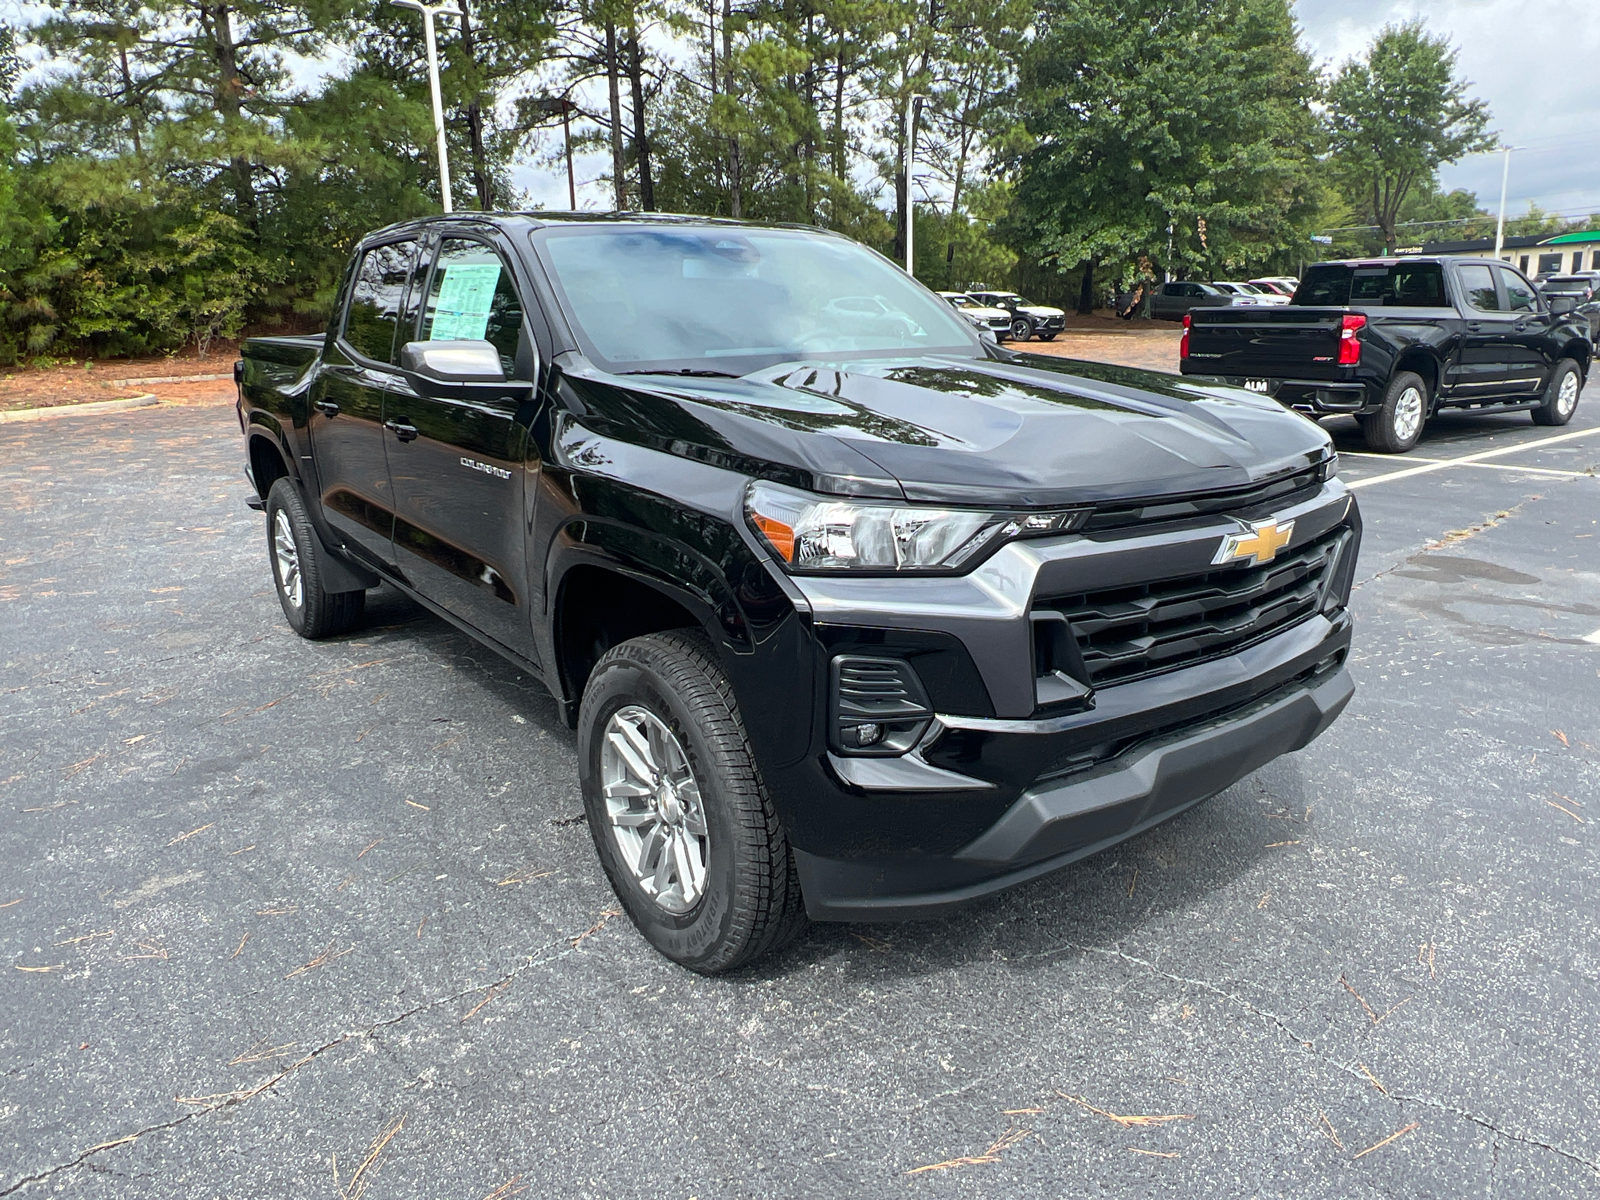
[313,399,340,417]
[1465,322,1483,332]
[384,418,419,443]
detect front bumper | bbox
[753,479,1359,922]
[796,655,1351,920]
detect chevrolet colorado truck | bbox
[236,214,1360,972]
[1181,256,1592,453]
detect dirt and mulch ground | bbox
[0,322,1184,415]
[0,350,242,412]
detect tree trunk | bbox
[625,24,655,211]
[458,0,492,210]
[604,22,628,210]
[203,4,257,231]
[1077,258,1096,316]
[832,32,845,184]
[117,42,143,158]
[721,0,740,217]
[893,98,908,265]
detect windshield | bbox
[533,225,980,374]
[1294,263,1446,307]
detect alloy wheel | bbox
[272,508,303,609]
[1557,371,1580,418]
[1393,386,1424,442]
[1010,317,1032,341]
[600,705,709,914]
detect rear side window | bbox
[1459,264,1500,311]
[343,241,417,364]
[1293,263,1445,307]
[421,239,526,376]
[1497,268,1538,312]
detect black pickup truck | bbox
[236,213,1360,972]
[1180,256,1592,452]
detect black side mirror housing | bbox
[1546,293,1579,315]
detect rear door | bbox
[1495,265,1556,396]
[1449,262,1514,398]
[311,238,419,569]
[386,236,540,658]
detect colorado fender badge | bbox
[1213,518,1294,567]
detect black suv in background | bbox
[964,291,1067,342]
[237,214,1359,972]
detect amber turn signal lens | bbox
[753,514,795,562]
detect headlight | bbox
[745,481,1086,573]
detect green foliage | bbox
[1006,0,1324,302]
[1322,21,1494,252]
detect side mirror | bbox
[1546,293,1579,315]
[978,327,998,345]
[400,340,506,384]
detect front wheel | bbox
[1532,360,1582,427]
[1010,317,1034,342]
[578,632,806,974]
[264,479,366,638]
[1359,371,1428,453]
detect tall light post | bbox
[1493,145,1522,261]
[904,92,927,276]
[393,0,464,213]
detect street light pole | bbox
[1493,145,1519,261]
[393,0,464,214]
[905,93,926,275]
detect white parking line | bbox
[1585,628,1600,646]
[1345,426,1600,490]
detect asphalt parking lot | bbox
[2,382,1599,1198]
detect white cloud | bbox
[1295,0,1600,220]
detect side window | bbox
[1162,283,1183,297]
[1498,268,1538,313]
[343,241,417,364]
[1459,264,1501,312]
[422,239,525,376]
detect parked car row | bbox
[1151,279,1299,320]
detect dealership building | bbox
[1417,229,1600,276]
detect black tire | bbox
[1010,316,1033,342]
[578,631,806,974]
[1532,359,1582,427]
[264,478,366,639]
[1037,332,1057,342]
[1359,370,1429,453]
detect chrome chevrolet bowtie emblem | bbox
[1213,519,1294,567]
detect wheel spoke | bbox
[651,838,676,894]
[606,727,655,787]
[682,809,708,836]
[609,808,656,828]
[673,833,698,903]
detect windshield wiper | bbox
[616,368,744,378]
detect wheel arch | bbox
[1558,340,1592,376]
[1392,351,1442,410]
[247,427,293,501]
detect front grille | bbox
[1083,466,1323,534]
[1036,527,1346,687]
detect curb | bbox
[0,394,160,424]
[110,372,233,386]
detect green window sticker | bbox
[429,262,503,341]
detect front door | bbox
[386,237,539,658]
[1495,265,1555,397]
[310,239,419,569]
[1447,261,1514,400]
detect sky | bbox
[1294,0,1600,223]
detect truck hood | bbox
[560,352,1332,508]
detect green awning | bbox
[1541,231,1600,245]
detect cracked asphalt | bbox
[2,382,1598,1198]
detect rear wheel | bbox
[578,631,806,973]
[1010,316,1033,342]
[1359,371,1428,453]
[265,479,366,638]
[1532,360,1581,427]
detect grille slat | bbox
[1039,529,1343,687]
